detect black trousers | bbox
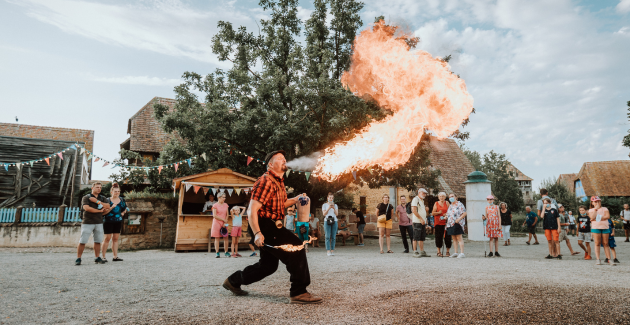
[434,224,452,249]
[399,225,413,250]
[228,218,311,297]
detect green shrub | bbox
[510,212,528,233]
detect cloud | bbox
[618,0,630,13]
[7,0,255,63]
[92,76,182,86]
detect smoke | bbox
[286,152,322,171]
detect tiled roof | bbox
[124,97,177,154]
[0,123,94,153]
[507,163,533,181]
[426,136,475,198]
[557,173,577,193]
[576,160,630,197]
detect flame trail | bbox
[265,236,317,252]
[314,21,474,181]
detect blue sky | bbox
[1,0,629,189]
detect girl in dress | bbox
[482,195,503,257]
[211,192,230,258]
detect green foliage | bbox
[601,197,630,218]
[623,101,630,149]
[510,212,528,233]
[538,177,579,214]
[76,182,112,204]
[124,189,178,203]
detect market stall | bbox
[172,168,256,252]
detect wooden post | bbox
[26,165,32,194]
[57,204,67,224]
[62,151,77,205]
[68,151,80,207]
[48,155,56,176]
[14,164,23,199]
[208,229,212,253]
[14,206,23,225]
[58,155,70,195]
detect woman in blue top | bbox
[102,183,128,262]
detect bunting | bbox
[203,187,209,195]
[103,161,109,167]
[57,152,64,160]
[234,187,241,196]
[352,171,357,180]
[193,185,201,194]
[201,153,207,161]
[286,170,291,177]
[211,188,217,195]
[187,158,192,168]
[158,166,163,174]
[174,163,179,172]
[185,183,192,192]
[247,156,253,166]
[305,172,311,181]
[45,157,50,166]
[227,188,233,196]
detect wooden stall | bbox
[172,168,256,252]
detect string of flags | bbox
[0,144,78,171]
[183,182,253,197]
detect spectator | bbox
[284,205,296,233]
[230,206,246,258]
[446,193,466,258]
[568,211,576,236]
[322,192,339,256]
[431,192,452,257]
[309,214,321,248]
[589,196,614,266]
[576,205,592,260]
[101,183,127,262]
[295,196,311,251]
[352,208,365,246]
[620,204,630,242]
[499,202,512,246]
[606,219,620,264]
[211,192,230,258]
[337,215,352,246]
[397,195,414,253]
[522,206,540,245]
[483,195,502,257]
[76,182,111,265]
[376,194,395,254]
[542,198,561,260]
[537,188,557,216]
[201,194,217,215]
[411,188,430,258]
[557,204,579,256]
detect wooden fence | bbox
[21,208,59,223]
[0,208,16,223]
[63,207,82,223]
[0,205,81,224]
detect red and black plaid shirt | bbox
[251,170,287,221]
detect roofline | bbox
[0,122,95,134]
[172,168,258,189]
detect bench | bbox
[336,232,360,245]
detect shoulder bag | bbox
[377,204,390,223]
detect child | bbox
[309,214,321,248]
[230,206,246,258]
[606,219,620,264]
[542,198,561,260]
[576,206,592,260]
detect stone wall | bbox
[118,200,177,250]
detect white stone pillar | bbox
[464,171,492,241]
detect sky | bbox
[1,0,629,189]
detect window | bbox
[360,196,366,214]
[526,191,529,196]
[143,154,154,161]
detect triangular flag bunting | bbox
[244,188,250,194]
[16,163,21,169]
[158,166,163,174]
[367,167,372,174]
[187,158,192,168]
[247,156,253,166]
[80,147,85,155]
[3,164,7,171]
[211,188,217,195]
[145,168,150,175]
[201,153,207,161]
[219,188,225,194]
[227,188,233,196]
[57,152,64,160]
[203,187,209,195]
[193,185,201,194]
[286,169,291,177]
[70,144,76,150]
[305,172,311,181]
[185,183,192,192]
[352,171,357,180]
[386,177,390,182]
[234,187,241,195]
[103,161,109,167]
[174,163,179,172]
[45,157,50,166]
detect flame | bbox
[314,21,474,180]
[269,236,317,252]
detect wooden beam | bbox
[69,151,80,207]
[48,155,56,176]
[179,181,255,187]
[58,155,70,195]
[3,181,51,207]
[14,164,22,199]
[62,151,78,206]
[26,165,32,194]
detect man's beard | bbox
[281,164,288,172]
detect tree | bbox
[152,0,442,200]
[536,177,579,214]
[623,101,630,150]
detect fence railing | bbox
[21,208,60,223]
[0,208,16,223]
[64,207,82,223]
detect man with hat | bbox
[223,150,322,304]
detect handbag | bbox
[326,216,335,226]
[377,204,390,223]
[300,224,307,234]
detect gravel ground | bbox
[2,235,630,324]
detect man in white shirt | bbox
[201,194,218,214]
[621,204,630,242]
[411,188,430,257]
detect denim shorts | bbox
[357,224,365,234]
[591,228,611,234]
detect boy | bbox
[568,211,576,236]
[606,219,621,264]
[576,206,592,260]
[352,208,365,246]
[542,198,561,260]
[522,206,539,245]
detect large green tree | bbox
[623,101,630,150]
[151,0,443,200]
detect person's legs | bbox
[593,233,602,260]
[585,242,591,257]
[112,233,120,258]
[378,227,384,252]
[399,225,409,252]
[533,232,539,243]
[602,233,611,260]
[565,237,576,254]
[93,224,103,258]
[435,225,444,255]
[249,244,257,253]
[385,228,391,251]
[625,227,629,241]
[419,226,426,252]
[77,224,93,258]
[101,234,112,259]
[444,230,452,255]
[506,225,511,244]
[77,243,86,258]
[578,240,587,253]
[330,222,338,253]
[324,223,332,252]
[457,235,464,253]
[234,237,240,255]
[224,236,230,253]
[214,237,221,254]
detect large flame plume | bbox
[314,21,474,180]
[265,236,317,252]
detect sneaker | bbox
[235,253,242,257]
[609,260,617,266]
[449,253,459,258]
[412,251,421,258]
[545,255,553,259]
[403,249,409,253]
[525,241,530,245]
[331,252,335,256]
[605,258,609,263]
[225,252,231,257]
[556,255,562,260]
[112,257,123,262]
[358,244,365,246]
[250,252,257,257]
[596,259,601,265]
[533,242,540,245]
[457,253,465,258]
[494,252,501,257]
[614,258,620,263]
[95,257,105,264]
[75,258,81,266]
[327,252,331,256]
[101,258,108,263]
[625,239,629,242]
[420,251,430,257]
[216,253,220,258]
[585,255,592,260]
[488,252,494,257]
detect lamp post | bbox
[464,171,492,242]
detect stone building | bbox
[557,173,577,193]
[507,163,534,205]
[573,160,630,199]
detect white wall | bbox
[1,226,93,248]
[465,182,492,241]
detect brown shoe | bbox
[290,292,323,304]
[222,278,248,296]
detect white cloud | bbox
[7,0,255,63]
[92,76,182,86]
[617,0,630,13]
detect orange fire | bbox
[314,21,474,180]
[269,236,317,252]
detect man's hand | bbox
[254,232,265,247]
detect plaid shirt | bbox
[251,170,287,221]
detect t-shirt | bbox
[590,207,609,230]
[355,211,365,225]
[232,215,242,227]
[309,217,319,229]
[608,219,615,237]
[621,210,630,223]
[542,208,559,230]
[285,213,295,231]
[411,196,427,224]
[500,209,512,226]
[568,214,575,225]
[559,213,568,230]
[537,196,557,215]
[377,203,394,221]
[322,202,338,223]
[202,200,217,212]
[577,213,591,233]
[397,204,412,226]
[525,212,538,227]
[81,194,110,224]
